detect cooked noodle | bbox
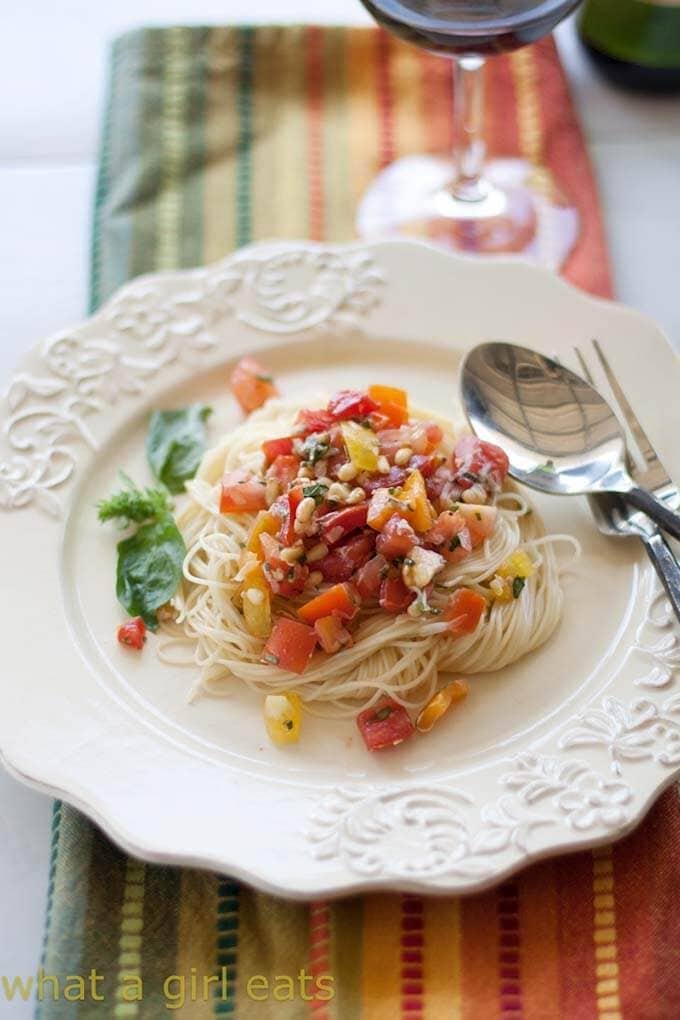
[159,398,579,717]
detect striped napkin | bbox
[35,26,679,1019]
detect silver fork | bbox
[573,341,680,620]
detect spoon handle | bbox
[638,529,680,624]
[624,486,680,542]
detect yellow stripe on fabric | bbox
[202,27,239,261]
[389,36,426,162]
[322,29,352,242]
[157,26,188,270]
[113,861,146,1018]
[422,898,462,1020]
[361,895,402,1020]
[591,847,622,1020]
[345,28,381,213]
[170,872,219,1020]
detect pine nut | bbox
[295,496,317,523]
[394,446,413,466]
[327,482,351,503]
[280,545,304,564]
[244,587,264,605]
[377,455,390,474]
[461,484,487,504]
[346,486,366,505]
[337,462,358,482]
[307,570,324,589]
[306,542,328,563]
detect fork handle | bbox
[623,486,680,543]
[639,529,680,623]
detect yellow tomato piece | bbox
[341,420,379,472]
[240,564,272,638]
[400,469,435,533]
[497,550,536,580]
[416,679,468,733]
[246,510,279,560]
[489,575,513,602]
[263,691,302,745]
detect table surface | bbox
[2,2,679,1012]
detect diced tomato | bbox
[444,588,487,637]
[400,469,435,533]
[318,532,374,583]
[319,505,369,545]
[379,422,444,459]
[246,510,279,558]
[361,466,407,495]
[425,466,462,508]
[220,470,267,513]
[367,410,395,431]
[368,385,409,428]
[377,426,414,460]
[354,554,388,600]
[327,390,379,421]
[260,618,317,674]
[295,408,335,435]
[409,454,441,478]
[453,435,509,492]
[314,614,354,654]
[298,583,358,624]
[267,454,300,488]
[270,487,304,546]
[376,515,419,560]
[117,617,146,650]
[230,356,279,414]
[379,576,416,614]
[456,504,498,546]
[422,422,444,453]
[260,534,309,596]
[357,696,415,751]
[262,436,295,463]
[368,384,408,409]
[425,510,466,546]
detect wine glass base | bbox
[356,155,579,271]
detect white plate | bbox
[1,240,679,898]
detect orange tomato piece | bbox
[444,588,487,637]
[416,679,468,732]
[400,469,435,533]
[230,357,279,414]
[246,511,279,559]
[297,583,358,624]
[368,385,409,427]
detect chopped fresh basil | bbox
[301,433,331,465]
[449,535,461,551]
[147,404,212,494]
[255,373,273,383]
[475,511,482,521]
[374,706,393,721]
[302,482,329,505]
[284,719,294,730]
[512,576,526,599]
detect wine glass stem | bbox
[451,55,488,203]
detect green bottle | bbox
[579,0,680,92]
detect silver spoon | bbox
[460,341,680,541]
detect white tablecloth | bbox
[2,3,679,1012]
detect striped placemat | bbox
[34,26,680,1019]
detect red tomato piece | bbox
[379,576,416,614]
[298,583,358,624]
[117,617,146,650]
[295,408,335,435]
[319,505,369,546]
[318,532,374,583]
[408,454,441,478]
[361,466,407,495]
[444,588,487,637]
[267,454,300,489]
[260,534,309,596]
[456,504,498,547]
[314,614,354,654]
[230,357,279,414]
[260,618,317,674]
[327,390,379,421]
[376,514,419,560]
[453,435,509,492]
[354,554,388,600]
[262,436,295,463]
[377,426,413,459]
[425,510,467,546]
[270,487,304,546]
[220,470,268,513]
[357,696,415,751]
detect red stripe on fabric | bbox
[497,881,523,1019]
[401,895,424,1020]
[306,25,324,242]
[376,29,395,169]
[307,899,331,1018]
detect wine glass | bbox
[356,0,583,266]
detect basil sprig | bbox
[98,477,186,629]
[147,404,212,494]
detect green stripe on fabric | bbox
[214,878,239,1016]
[329,897,364,1019]
[235,27,254,248]
[179,27,210,268]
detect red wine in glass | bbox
[356,0,583,263]
[360,0,582,56]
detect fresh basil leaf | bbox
[147,405,212,494]
[116,513,186,629]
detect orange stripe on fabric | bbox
[497,881,523,1019]
[306,25,325,241]
[518,862,562,1020]
[611,803,656,1016]
[460,890,498,1020]
[308,900,331,1019]
[362,895,402,1020]
[345,29,381,211]
[400,895,424,1018]
[422,898,462,1020]
[556,851,597,1018]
